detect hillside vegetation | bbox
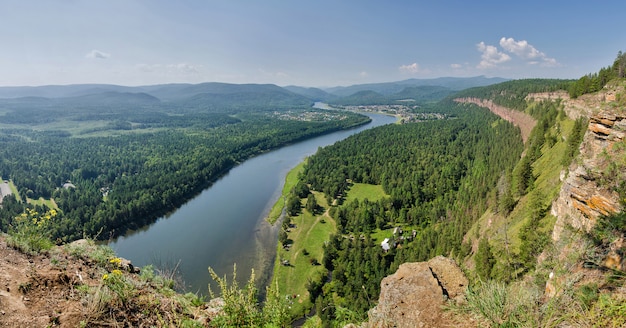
[2,55,626,327]
[264,52,626,327]
[0,82,371,242]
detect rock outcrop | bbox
[551,111,624,240]
[362,256,468,328]
[454,97,536,143]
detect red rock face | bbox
[552,110,624,240]
[453,97,536,143]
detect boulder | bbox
[363,256,468,328]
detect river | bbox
[109,110,396,295]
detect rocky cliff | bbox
[454,97,536,143]
[551,86,625,241]
[357,256,470,328]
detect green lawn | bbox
[271,182,393,318]
[370,224,418,244]
[270,181,391,317]
[272,190,336,318]
[1,177,58,208]
[267,162,305,224]
[28,197,59,210]
[6,179,22,202]
[344,183,389,204]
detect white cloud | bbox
[499,37,558,67]
[399,63,421,74]
[85,49,110,59]
[450,63,463,69]
[476,42,511,69]
[359,71,369,78]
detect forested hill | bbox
[0,76,508,112]
[274,52,626,327]
[0,82,313,115]
[295,97,526,321]
[0,80,372,242]
[323,75,508,96]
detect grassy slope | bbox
[273,191,335,317]
[272,183,389,317]
[466,115,575,279]
[6,179,22,202]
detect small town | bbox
[336,104,447,123]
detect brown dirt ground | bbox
[0,235,97,327]
[0,235,206,327]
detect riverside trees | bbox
[0,109,369,242]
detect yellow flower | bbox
[109,257,122,266]
[102,274,109,280]
[112,269,123,276]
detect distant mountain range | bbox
[321,76,508,96]
[0,76,508,109]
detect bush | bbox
[208,265,290,327]
[6,208,57,254]
[465,280,540,327]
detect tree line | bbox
[568,51,626,98]
[295,99,526,324]
[0,111,369,242]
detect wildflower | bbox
[112,269,123,276]
[109,257,122,267]
[102,274,109,280]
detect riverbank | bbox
[272,189,336,318]
[109,113,397,297]
[266,162,305,224]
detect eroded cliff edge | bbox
[551,85,626,241]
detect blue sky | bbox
[1,0,624,87]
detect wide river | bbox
[109,110,396,295]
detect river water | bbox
[109,110,396,295]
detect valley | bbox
[1,56,626,327]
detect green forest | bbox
[280,71,612,324]
[296,99,525,322]
[2,52,626,327]
[0,103,370,242]
[276,51,626,325]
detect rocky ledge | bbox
[357,256,468,328]
[552,111,624,240]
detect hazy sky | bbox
[1,1,624,87]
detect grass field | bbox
[28,197,59,210]
[272,190,336,318]
[267,162,305,224]
[6,179,22,202]
[344,183,389,204]
[0,177,58,209]
[271,181,391,318]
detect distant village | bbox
[333,104,446,123]
[269,110,349,122]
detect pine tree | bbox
[475,238,495,281]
